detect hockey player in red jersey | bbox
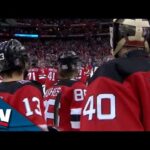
[37,60,48,85]
[0,39,47,131]
[76,63,93,84]
[44,51,87,131]
[27,59,39,81]
[80,19,150,131]
[76,66,87,84]
[45,66,58,90]
[83,63,93,83]
[27,59,47,95]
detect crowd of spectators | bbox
[0,19,112,68]
[22,37,111,68]
[0,19,112,37]
[15,19,112,26]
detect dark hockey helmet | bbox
[0,39,28,73]
[58,51,80,71]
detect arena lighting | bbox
[14,33,39,38]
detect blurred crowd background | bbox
[0,18,113,68]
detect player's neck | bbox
[2,74,24,82]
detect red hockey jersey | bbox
[45,67,58,90]
[76,67,88,84]
[80,51,150,131]
[37,68,48,85]
[0,80,47,131]
[44,79,86,131]
[27,67,39,81]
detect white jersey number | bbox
[74,89,86,101]
[83,94,116,120]
[23,97,42,116]
[48,72,55,81]
[28,72,36,80]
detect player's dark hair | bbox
[58,69,78,79]
[0,69,24,78]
